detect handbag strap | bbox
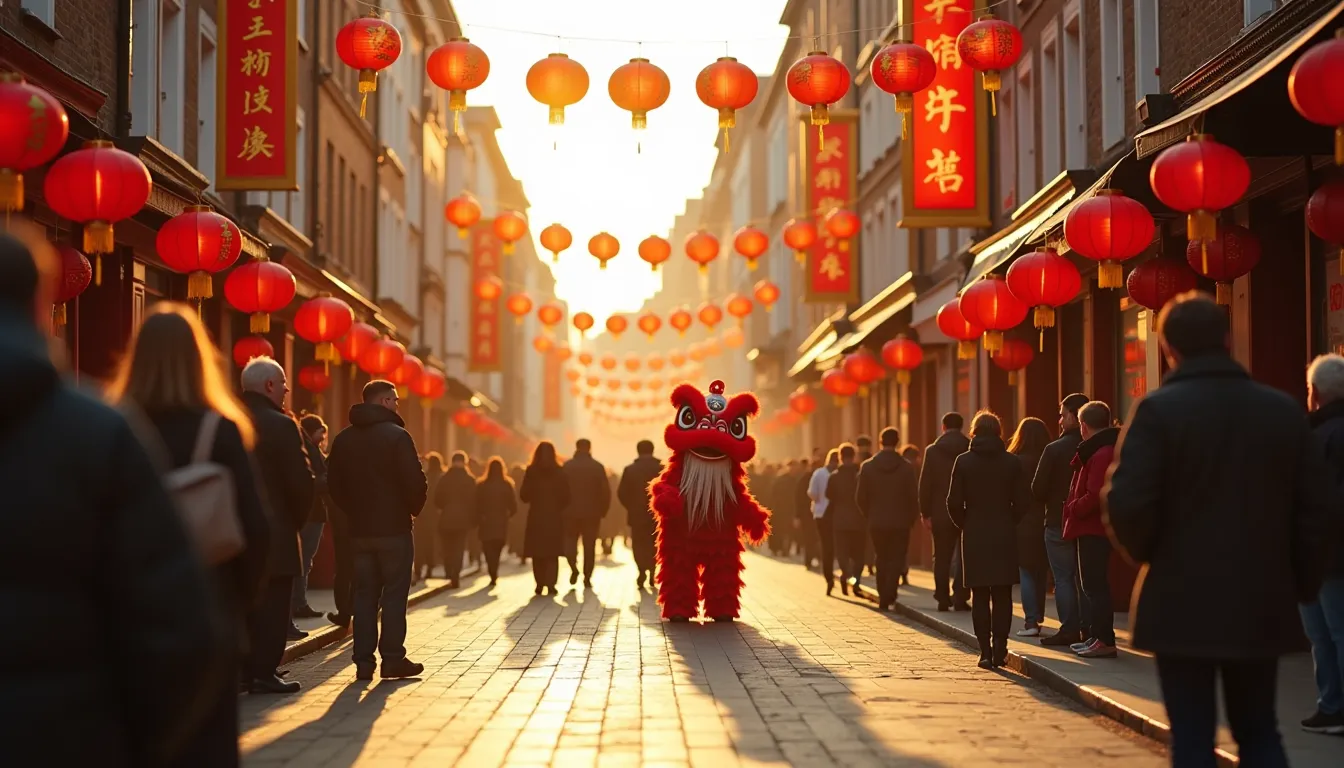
[191,411,222,465]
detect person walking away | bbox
[899,445,923,586]
[326,380,428,681]
[1301,354,1344,735]
[857,428,919,610]
[600,469,623,556]
[107,302,268,766]
[508,463,528,563]
[809,449,840,593]
[475,457,517,586]
[826,444,868,597]
[563,438,610,589]
[619,440,664,588]
[796,451,823,570]
[919,413,972,611]
[291,414,329,627]
[434,451,476,588]
[1062,401,1120,659]
[415,453,445,582]
[0,227,225,765]
[521,441,572,594]
[947,411,1030,668]
[856,436,876,576]
[239,357,315,694]
[1104,292,1331,767]
[1007,418,1050,638]
[1032,393,1092,647]
[771,460,799,558]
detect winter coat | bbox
[508,466,528,553]
[326,403,426,538]
[856,449,920,531]
[946,434,1030,588]
[1032,429,1082,529]
[0,312,225,767]
[825,463,865,533]
[474,476,517,542]
[563,451,610,522]
[303,433,329,525]
[435,465,478,532]
[1013,447,1047,574]
[1309,399,1344,578]
[241,391,314,576]
[1103,354,1332,658]
[520,464,571,558]
[918,430,970,528]
[1062,428,1118,541]
[618,455,663,535]
[416,465,444,563]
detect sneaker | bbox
[1301,710,1344,735]
[326,611,351,628]
[286,625,309,641]
[1015,625,1041,637]
[1040,630,1082,647]
[1071,638,1097,653]
[381,658,425,679]
[936,600,951,612]
[1077,641,1118,659]
[952,600,971,612]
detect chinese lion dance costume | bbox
[651,380,770,622]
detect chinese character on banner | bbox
[217,0,297,190]
[901,0,989,228]
[470,224,502,372]
[801,112,858,303]
[543,349,562,421]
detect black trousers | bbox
[870,526,911,607]
[329,510,353,617]
[1077,534,1115,645]
[482,539,505,581]
[932,522,968,604]
[971,585,1014,659]
[631,526,656,574]
[815,515,835,586]
[351,534,413,667]
[439,528,468,582]
[565,517,600,579]
[796,514,818,568]
[246,576,292,679]
[835,529,868,588]
[1156,656,1286,768]
[532,555,558,589]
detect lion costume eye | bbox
[729,416,747,440]
[676,405,697,429]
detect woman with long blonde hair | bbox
[108,302,270,767]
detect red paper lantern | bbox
[990,338,1035,385]
[939,299,984,363]
[224,255,296,333]
[474,275,503,301]
[789,388,818,417]
[609,58,671,130]
[1289,30,1344,165]
[335,14,402,118]
[359,338,406,376]
[821,367,860,405]
[578,351,594,367]
[297,364,331,395]
[586,375,601,388]
[295,294,355,365]
[722,327,745,348]
[1126,257,1199,325]
[647,354,665,371]
[638,235,672,271]
[566,368,582,383]
[232,335,273,368]
[1307,179,1344,274]
[1187,224,1262,305]
[629,380,644,392]
[51,244,91,327]
[787,51,850,140]
[540,223,572,263]
[453,409,477,429]
[624,353,642,373]
[606,379,622,392]
[526,53,589,125]
[0,72,69,211]
[670,307,694,337]
[506,292,534,324]
[388,353,425,395]
[1005,246,1082,333]
[1150,134,1250,264]
[334,322,379,371]
[44,140,152,284]
[410,367,447,405]
[156,205,243,300]
[753,279,780,311]
[696,57,758,151]
[573,311,595,333]
[532,335,554,354]
[648,377,664,390]
[870,42,937,138]
[669,350,687,367]
[881,335,924,385]
[605,314,628,338]
[958,276,1025,353]
[697,302,723,330]
[538,302,564,329]
[725,294,754,325]
[492,210,527,254]
[1064,190,1155,288]
[687,343,706,363]
[685,231,720,273]
[842,348,885,395]
[733,225,769,270]
[427,37,490,129]
[783,218,818,264]
[588,231,619,269]
[956,14,1023,115]
[444,193,481,238]
[823,208,860,252]
[637,312,662,339]
[553,342,572,362]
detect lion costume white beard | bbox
[679,454,736,531]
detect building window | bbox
[337,157,347,262]
[290,108,307,233]
[324,143,335,253]
[1244,0,1282,26]
[1063,2,1086,168]
[998,84,1016,213]
[1016,52,1037,202]
[130,0,160,137]
[1134,0,1161,100]
[198,17,217,190]
[1100,0,1125,149]
[767,111,787,211]
[297,0,308,48]
[1040,21,1061,181]
[20,0,55,27]
[159,0,186,154]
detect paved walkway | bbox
[242,545,1165,767]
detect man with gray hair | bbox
[1302,354,1344,734]
[240,357,314,694]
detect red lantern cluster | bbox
[1064,190,1155,289]
[294,294,354,368]
[52,244,92,328]
[958,276,1026,353]
[224,256,296,333]
[991,339,1035,386]
[0,72,69,211]
[880,336,924,385]
[410,367,447,406]
[44,140,152,284]
[870,42,936,139]
[157,205,243,300]
[359,338,406,376]
[388,354,425,396]
[335,322,379,375]
[1150,134,1250,271]
[1187,224,1261,306]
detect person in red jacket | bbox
[1062,400,1119,659]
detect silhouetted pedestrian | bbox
[434,451,477,588]
[563,438,610,589]
[1006,417,1050,637]
[522,441,571,595]
[857,428,919,610]
[619,440,663,588]
[919,412,971,611]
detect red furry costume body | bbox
[650,380,770,621]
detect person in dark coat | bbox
[415,452,445,582]
[562,438,610,589]
[0,231,225,767]
[508,463,528,563]
[434,451,476,588]
[240,357,315,694]
[795,451,823,570]
[1301,353,1344,735]
[521,441,572,595]
[291,414,329,626]
[618,440,664,588]
[1063,401,1120,659]
[474,457,517,586]
[600,469,623,555]
[1031,392,1092,647]
[1104,293,1332,766]
[106,302,263,767]
[919,412,971,611]
[856,436,876,576]
[826,443,867,597]
[809,449,840,591]
[856,428,919,610]
[899,445,923,586]
[770,461,798,557]
[1006,417,1050,638]
[326,379,427,681]
[947,411,1030,668]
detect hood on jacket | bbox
[0,314,59,428]
[969,434,1006,454]
[865,449,909,473]
[932,429,970,456]
[348,402,406,428]
[1075,427,1120,464]
[1310,399,1344,429]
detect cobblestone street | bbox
[241,548,1166,767]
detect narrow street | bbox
[241,549,1165,767]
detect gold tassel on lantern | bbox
[315,341,337,373]
[396,385,409,399]
[1188,210,1217,274]
[983,71,1001,116]
[84,220,114,286]
[1008,371,1019,386]
[957,340,978,360]
[896,370,912,385]
[983,330,1003,353]
[358,70,377,119]
[503,242,515,255]
[1216,282,1232,305]
[720,107,735,154]
[250,312,270,334]
[0,168,23,211]
[1335,125,1344,166]
[1034,305,1056,329]
[53,303,67,327]
[187,270,213,300]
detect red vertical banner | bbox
[802,113,859,303]
[469,225,502,372]
[543,350,562,421]
[900,0,990,227]
[216,0,298,190]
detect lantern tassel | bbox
[895,94,913,141]
[187,271,213,300]
[250,312,270,334]
[1034,305,1056,329]
[1098,261,1123,289]
[1336,125,1343,166]
[350,363,358,381]
[503,242,515,255]
[1039,328,1045,352]
[94,255,102,287]
[896,370,911,385]
[957,340,977,360]
[358,70,377,119]
[600,261,607,270]
[1188,210,1217,274]
[1216,282,1232,306]
[457,227,468,239]
[1008,371,1019,386]
[983,71,1001,117]
[795,249,806,265]
[1339,246,1343,276]
[0,169,23,211]
[84,220,114,256]
[53,303,67,327]
[983,330,1004,354]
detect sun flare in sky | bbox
[450,0,790,325]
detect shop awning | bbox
[816,274,916,367]
[1134,0,1344,159]
[1022,156,1135,254]
[787,309,846,379]
[960,171,1093,288]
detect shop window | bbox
[1325,255,1344,354]
[1134,0,1161,99]
[1244,0,1282,27]
[1117,299,1148,423]
[130,0,160,137]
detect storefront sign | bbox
[543,349,562,421]
[1329,258,1344,354]
[900,0,990,228]
[469,225,502,372]
[801,112,859,303]
[216,0,298,190]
